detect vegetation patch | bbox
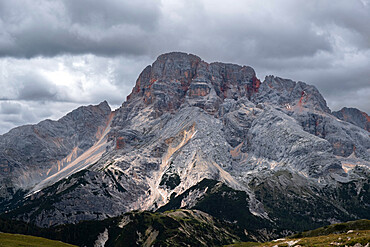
[0,232,76,247]
[227,230,370,247]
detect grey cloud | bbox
[0,121,15,135]
[326,88,370,113]
[151,0,335,63]
[8,72,72,102]
[17,75,59,101]
[63,0,159,30]
[0,0,366,61]
[1,114,25,124]
[0,101,22,114]
[0,102,37,126]
[309,0,370,50]
[0,0,161,58]
[0,55,147,107]
[89,88,123,106]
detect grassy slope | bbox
[0,233,76,247]
[293,219,370,238]
[228,230,370,247]
[228,220,370,247]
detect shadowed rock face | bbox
[333,107,370,132]
[0,52,369,237]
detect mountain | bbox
[333,107,370,132]
[0,101,112,209]
[0,52,369,241]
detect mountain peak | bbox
[126,52,259,115]
[96,100,111,112]
[333,107,370,131]
[155,51,202,62]
[98,100,109,107]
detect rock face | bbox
[0,101,112,206]
[0,52,369,239]
[253,75,330,113]
[333,107,370,132]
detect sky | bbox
[0,0,369,134]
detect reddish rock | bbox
[124,52,257,116]
[252,76,261,92]
[116,137,125,150]
[188,84,210,97]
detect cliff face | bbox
[124,52,258,116]
[0,52,368,238]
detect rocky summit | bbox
[0,52,369,244]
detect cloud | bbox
[63,0,158,30]
[0,101,22,114]
[0,0,369,134]
[0,0,369,61]
[0,61,69,102]
[0,0,161,57]
[17,74,60,101]
[0,55,151,105]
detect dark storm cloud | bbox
[0,0,369,62]
[167,1,334,60]
[0,0,161,57]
